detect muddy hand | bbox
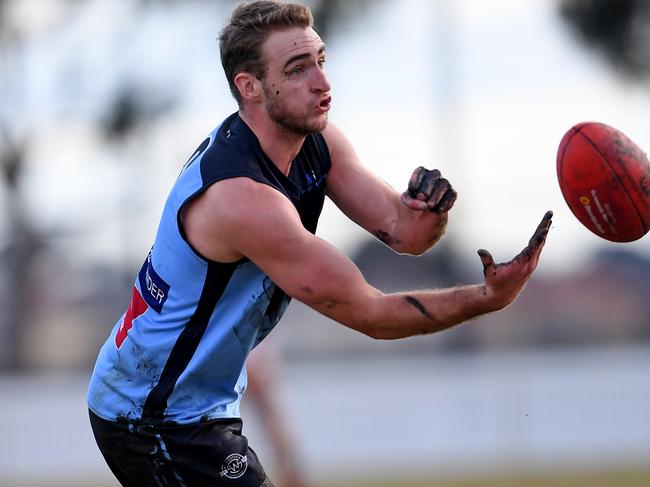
[479,211,553,276]
[402,166,457,213]
[512,210,553,269]
[477,211,553,309]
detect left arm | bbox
[323,123,457,255]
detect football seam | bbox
[557,127,579,197]
[576,127,645,237]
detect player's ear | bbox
[234,72,262,103]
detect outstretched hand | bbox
[400,166,457,213]
[478,211,553,310]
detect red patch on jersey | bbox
[115,287,148,349]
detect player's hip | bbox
[89,409,270,486]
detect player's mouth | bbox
[317,96,331,113]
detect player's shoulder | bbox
[183,176,302,262]
[202,177,297,222]
[321,121,360,170]
[321,121,347,149]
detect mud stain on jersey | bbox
[131,343,161,385]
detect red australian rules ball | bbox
[556,121,650,242]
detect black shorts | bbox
[89,409,272,487]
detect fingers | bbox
[407,167,440,198]
[479,211,553,277]
[433,187,457,213]
[513,210,553,267]
[418,169,442,199]
[399,191,429,210]
[528,210,553,248]
[527,210,553,267]
[525,210,553,255]
[427,177,449,205]
[477,248,495,276]
[405,166,456,213]
[407,166,428,198]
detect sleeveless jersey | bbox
[87,113,331,424]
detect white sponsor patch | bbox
[220,453,247,479]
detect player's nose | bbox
[312,68,330,93]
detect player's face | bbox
[260,27,331,135]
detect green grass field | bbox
[8,468,650,487]
[321,469,650,487]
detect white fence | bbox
[1,345,649,486]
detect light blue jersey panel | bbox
[88,130,217,422]
[168,262,287,423]
[88,113,329,424]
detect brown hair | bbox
[219,1,314,105]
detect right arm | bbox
[183,177,552,340]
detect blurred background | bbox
[1,0,650,486]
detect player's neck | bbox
[239,109,304,176]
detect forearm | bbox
[341,283,498,340]
[307,284,496,340]
[352,211,554,339]
[284,233,498,340]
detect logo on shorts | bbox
[220,453,247,479]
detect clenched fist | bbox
[401,166,457,213]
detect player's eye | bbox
[286,65,305,77]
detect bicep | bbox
[216,179,382,332]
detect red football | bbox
[557,121,650,242]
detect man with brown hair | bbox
[87,1,552,486]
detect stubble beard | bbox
[263,83,328,136]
